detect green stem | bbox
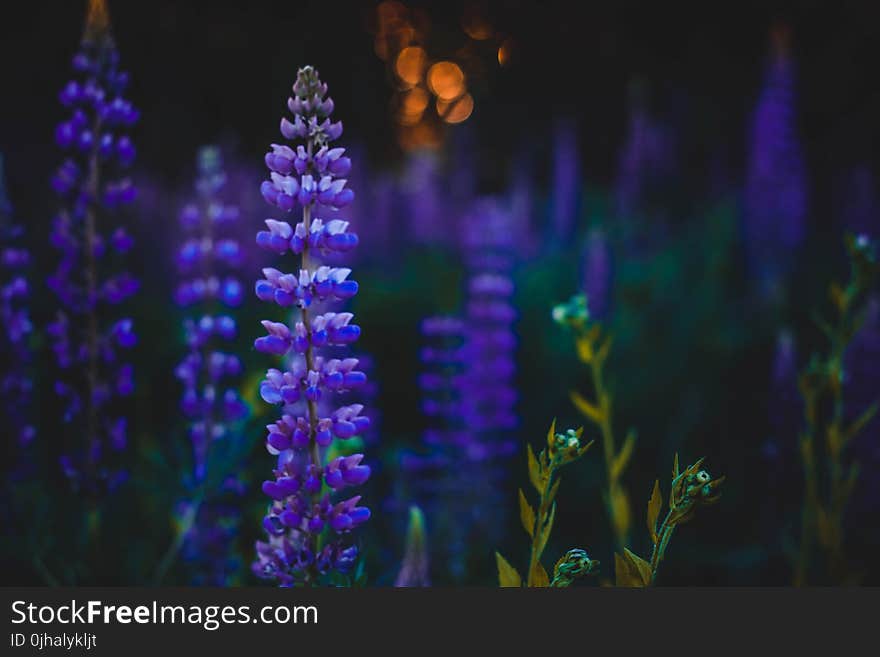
[649,509,675,581]
[526,463,556,586]
[152,498,202,586]
[587,342,626,549]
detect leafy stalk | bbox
[496,420,597,587]
[795,234,878,585]
[554,294,635,549]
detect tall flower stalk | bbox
[403,315,472,581]
[795,235,878,585]
[0,154,35,458]
[253,66,370,586]
[553,294,635,550]
[456,199,518,552]
[167,146,248,585]
[48,0,139,495]
[744,27,806,301]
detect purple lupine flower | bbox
[460,199,518,459]
[508,148,538,259]
[458,198,519,478]
[580,228,612,319]
[179,477,247,585]
[174,146,250,584]
[550,118,581,244]
[175,146,248,479]
[48,1,139,492]
[403,149,444,246]
[743,28,807,300]
[0,154,35,454]
[401,314,474,582]
[614,81,675,223]
[252,66,370,586]
[402,315,467,477]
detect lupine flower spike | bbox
[48,0,139,493]
[495,420,597,587]
[0,154,35,457]
[172,146,249,585]
[744,27,807,301]
[253,66,369,586]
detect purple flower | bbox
[48,4,139,493]
[252,66,370,586]
[175,147,249,499]
[581,228,612,319]
[550,118,581,244]
[614,80,675,224]
[743,28,807,300]
[460,199,519,459]
[402,150,444,246]
[0,154,36,455]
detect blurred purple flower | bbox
[0,154,35,455]
[48,4,139,493]
[743,28,807,299]
[550,118,580,243]
[581,228,612,319]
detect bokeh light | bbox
[396,87,429,125]
[437,93,474,124]
[462,5,493,40]
[395,46,428,86]
[427,61,466,101]
[498,38,514,66]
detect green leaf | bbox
[527,443,542,493]
[610,430,636,482]
[546,479,561,506]
[529,561,550,588]
[623,548,653,586]
[614,549,652,587]
[536,502,556,560]
[546,418,557,449]
[614,552,643,587]
[496,552,522,587]
[571,391,605,424]
[518,489,536,538]
[596,335,613,363]
[647,479,662,545]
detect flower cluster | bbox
[0,155,35,454]
[48,1,139,491]
[252,66,370,586]
[744,27,806,299]
[580,228,612,320]
[614,81,675,223]
[174,147,248,483]
[460,199,518,461]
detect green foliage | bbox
[496,420,596,587]
[795,235,879,585]
[554,293,635,549]
[616,456,724,587]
